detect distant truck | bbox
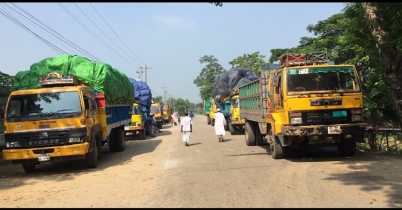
[125,79,152,140]
[208,99,217,126]
[239,51,366,159]
[150,102,164,129]
[228,89,245,135]
[162,104,172,124]
[1,55,134,173]
[204,97,212,125]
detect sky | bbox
[0,2,348,104]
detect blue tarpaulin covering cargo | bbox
[128,78,152,108]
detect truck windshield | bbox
[287,66,361,94]
[150,106,159,113]
[6,91,82,122]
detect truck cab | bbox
[2,72,130,172]
[228,93,245,135]
[124,102,150,140]
[208,99,217,126]
[150,102,163,129]
[204,98,212,125]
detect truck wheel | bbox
[271,138,284,159]
[245,121,256,146]
[338,136,356,156]
[109,129,117,152]
[139,129,146,140]
[207,116,211,125]
[158,123,162,129]
[22,163,36,173]
[86,140,98,168]
[115,128,126,152]
[229,124,236,135]
[255,123,263,145]
[211,119,215,126]
[268,127,284,159]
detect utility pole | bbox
[136,67,143,81]
[161,86,167,102]
[144,65,152,83]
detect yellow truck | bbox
[239,51,366,159]
[208,99,217,126]
[150,102,163,129]
[228,90,245,135]
[2,55,134,173]
[125,102,149,140]
[162,104,172,124]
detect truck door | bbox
[83,91,97,139]
[274,72,284,110]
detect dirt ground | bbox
[1,116,402,208]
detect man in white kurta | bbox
[180,112,193,146]
[214,108,226,142]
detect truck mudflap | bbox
[282,123,366,137]
[2,143,89,162]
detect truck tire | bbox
[207,116,211,125]
[157,122,162,129]
[211,119,215,126]
[245,121,256,146]
[139,129,146,140]
[229,123,236,135]
[338,136,356,156]
[109,129,117,152]
[271,138,284,159]
[255,123,263,145]
[86,139,98,168]
[115,128,126,152]
[268,127,284,159]
[22,163,36,173]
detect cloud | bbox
[152,15,198,30]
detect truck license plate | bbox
[327,126,341,134]
[38,153,50,161]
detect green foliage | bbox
[153,96,162,103]
[174,98,190,114]
[209,2,222,7]
[193,55,226,101]
[228,52,267,73]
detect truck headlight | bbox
[6,142,21,147]
[68,137,85,143]
[290,117,302,124]
[289,112,302,124]
[351,115,362,122]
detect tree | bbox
[209,2,222,7]
[174,98,190,114]
[193,55,226,101]
[228,52,267,73]
[360,2,402,125]
[152,96,162,103]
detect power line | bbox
[0,6,66,55]
[74,3,142,67]
[5,3,99,61]
[90,3,147,65]
[58,3,139,67]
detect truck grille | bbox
[5,128,86,148]
[302,110,349,125]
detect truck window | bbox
[6,92,82,121]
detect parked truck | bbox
[125,79,152,140]
[1,55,134,173]
[228,89,245,135]
[204,97,212,125]
[212,68,259,131]
[239,51,366,159]
[150,102,164,129]
[162,104,172,124]
[209,99,217,126]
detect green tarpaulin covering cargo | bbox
[13,54,134,105]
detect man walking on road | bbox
[180,112,192,146]
[214,108,226,142]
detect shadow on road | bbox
[189,142,202,146]
[0,139,162,190]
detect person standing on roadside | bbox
[180,112,192,146]
[214,108,226,142]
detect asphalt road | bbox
[0,115,402,208]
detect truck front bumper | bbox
[2,143,89,162]
[282,123,366,137]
